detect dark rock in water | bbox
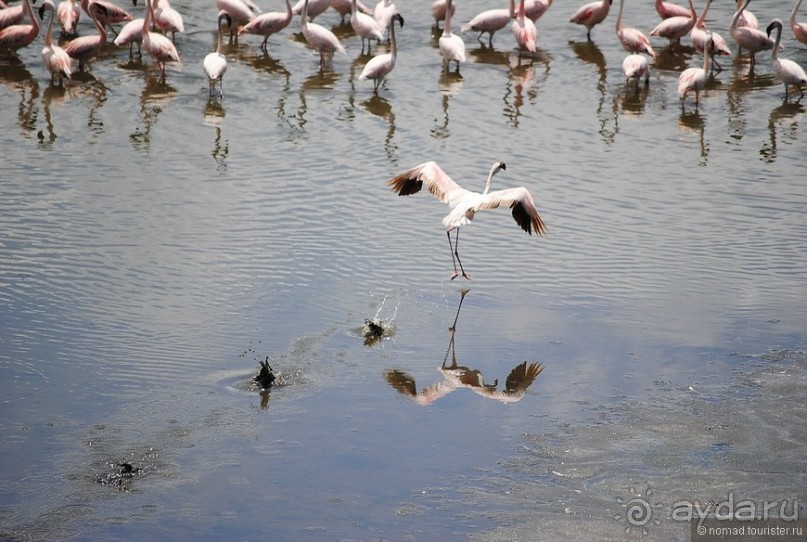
[255,357,275,390]
[363,319,385,339]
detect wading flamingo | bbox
[373,0,396,39]
[461,2,511,48]
[649,0,695,50]
[654,0,688,20]
[80,0,131,34]
[358,12,402,91]
[734,0,757,29]
[38,0,72,84]
[0,0,38,55]
[141,0,180,80]
[153,0,184,40]
[569,0,611,41]
[62,2,108,71]
[57,0,80,35]
[387,161,546,280]
[113,14,143,57]
[512,0,537,55]
[439,0,464,72]
[730,0,774,68]
[350,0,383,54]
[0,1,25,30]
[791,0,807,45]
[292,0,329,20]
[204,11,229,97]
[238,0,292,51]
[524,0,551,22]
[623,53,649,86]
[217,0,257,41]
[300,0,346,68]
[615,0,655,57]
[690,0,730,72]
[766,18,807,101]
[431,0,454,29]
[678,33,710,108]
[330,0,372,23]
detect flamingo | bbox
[57,0,80,35]
[387,161,546,280]
[690,0,730,72]
[38,0,72,84]
[373,0,396,39]
[678,33,710,108]
[461,4,511,48]
[300,0,346,68]
[512,0,537,55]
[330,0,372,23]
[654,0,689,20]
[524,0,551,23]
[0,0,38,54]
[649,0,695,49]
[80,0,132,34]
[358,12,402,92]
[204,11,229,97]
[0,1,26,30]
[292,0,328,20]
[569,0,611,41]
[615,0,655,58]
[153,0,184,40]
[438,0,464,72]
[730,0,774,68]
[238,0,292,52]
[622,53,649,86]
[431,0,454,29]
[217,0,257,41]
[766,18,807,101]
[113,14,143,57]
[791,0,807,45]
[734,0,757,29]
[350,0,383,54]
[62,1,105,70]
[141,0,179,80]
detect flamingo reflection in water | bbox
[385,289,544,405]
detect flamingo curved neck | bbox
[731,0,749,30]
[793,0,803,22]
[482,165,499,195]
[770,21,782,59]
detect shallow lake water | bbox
[1,0,806,539]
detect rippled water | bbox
[1,0,806,539]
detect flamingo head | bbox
[392,12,404,29]
[765,18,782,38]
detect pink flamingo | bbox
[330,0,372,23]
[113,15,143,57]
[461,3,511,48]
[204,11,228,97]
[358,12,402,92]
[300,0,346,68]
[569,0,612,41]
[622,53,649,86]
[767,18,807,101]
[431,0,454,29]
[0,1,26,30]
[615,0,655,58]
[141,0,179,80]
[387,161,546,281]
[734,0,757,29]
[39,0,72,84]
[57,0,80,35]
[649,0,695,49]
[0,0,38,55]
[512,0,537,55]
[153,0,184,40]
[730,0,774,67]
[238,0,292,52]
[350,0,384,54]
[677,33,710,108]
[438,0,464,72]
[217,0,257,41]
[524,0,551,23]
[654,0,689,20]
[62,1,105,71]
[791,0,807,45]
[80,0,132,34]
[373,0,397,39]
[292,0,329,20]
[690,0,730,72]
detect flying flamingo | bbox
[153,0,184,41]
[57,0,80,35]
[690,0,730,72]
[791,0,807,45]
[238,0,292,52]
[0,1,26,30]
[569,0,612,41]
[300,0,346,68]
[358,12,402,92]
[439,0,464,73]
[615,0,655,58]
[62,1,105,70]
[350,0,384,54]
[0,0,39,55]
[80,0,132,34]
[524,0,551,23]
[373,0,396,40]
[766,18,807,101]
[461,2,512,48]
[204,11,229,97]
[512,0,537,55]
[431,0,454,29]
[113,14,143,57]
[649,0,695,50]
[38,0,72,84]
[217,0,257,41]
[387,161,546,280]
[730,0,775,68]
[622,53,649,86]
[677,33,710,108]
[330,0,372,23]
[141,0,180,80]
[654,0,689,20]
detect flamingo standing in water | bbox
[330,0,372,23]
[204,11,229,97]
[649,0,695,50]
[62,1,105,70]
[461,3,511,48]
[622,53,649,86]
[0,0,38,55]
[431,0,454,29]
[80,0,131,34]
[791,0,807,45]
[524,0,551,22]
[300,0,346,68]
[615,0,655,57]
[217,0,257,41]
[57,0,80,35]
[238,0,292,52]
[654,0,689,19]
[512,0,537,55]
[569,0,611,41]
[292,0,328,20]
[350,0,384,54]
[153,0,184,41]
[387,161,546,280]
[141,0,179,80]
[38,0,72,84]
[766,18,807,101]
[734,0,757,29]
[113,13,143,57]
[373,0,396,39]
[678,33,710,108]
[359,12,402,92]
[690,0,731,72]
[0,0,26,30]
[439,0,464,72]
[730,0,774,68]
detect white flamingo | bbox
[677,33,710,108]
[38,0,72,85]
[373,0,396,39]
[569,0,611,41]
[300,0,346,68]
[358,12,402,91]
[204,11,229,97]
[351,0,383,54]
[766,18,807,101]
[439,0,464,73]
[238,0,292,51]
[387,161,546,280]
[622,53,649,86]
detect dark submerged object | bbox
[255,357,276,389]
[363,318,385,338]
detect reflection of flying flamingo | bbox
[690,0,730,72]
[351,0,384,54]
[57,0,80,35]
[359,12,403,92]
[38,0,72,84]
[730,0,774,68]
[654,0,688,19]
[569,0,611,41]
[141,0,180,80]
[766,18,807,101]
[512,0,537,55]
[649,0,695,49]
[0,0,38,54]
[204,11,229,97]
[387,161,546,280]
[300,0,346,67]
[439,0,465,73]
[791,0,807,45]
[238,0,292,52]
[615,0,654,57]
[622,53,649,86]
[678,33,710,108]
[62,2,105,71]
